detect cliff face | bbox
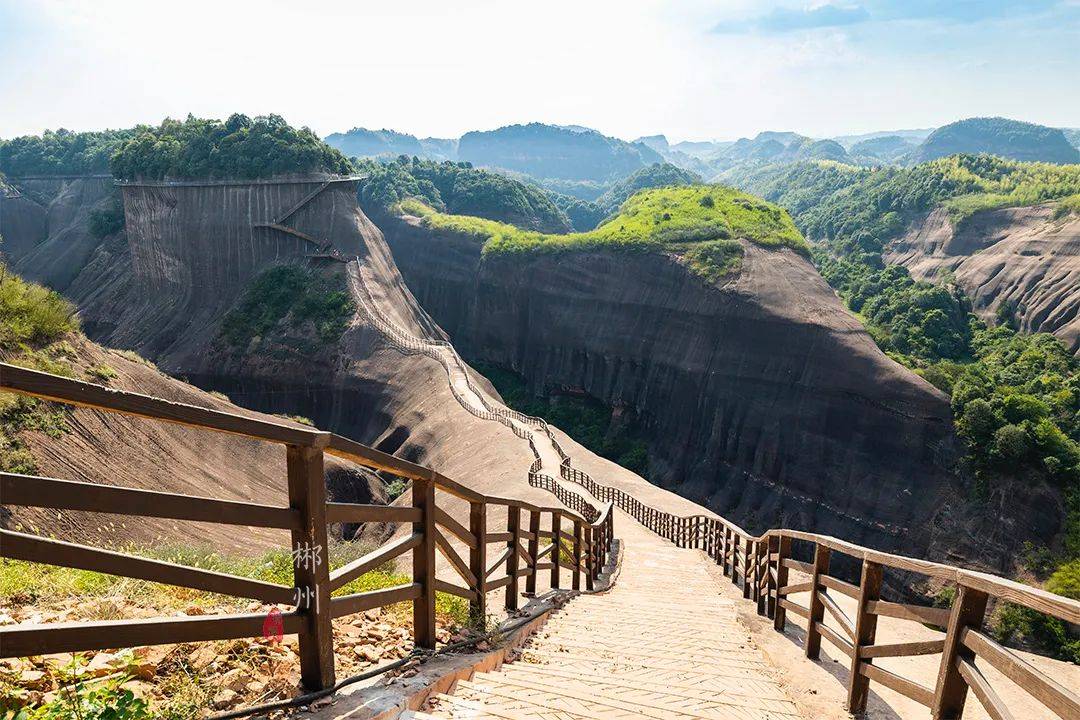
[886,205,1080,354]
[379,213,965,555]
[0,176,116,291]
[4,175,553,520]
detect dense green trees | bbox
[913,117,1080,164]
[354,156,571,232]
[731,153,1080,660]
[0,128,136,176]
[110,114,350,181]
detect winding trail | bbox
[348,259,590,499]
[349,257,806,718]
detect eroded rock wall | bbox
[379,213,966,556]
[886,205,1080,354]
[0,176,116,290]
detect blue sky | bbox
[1,1,1077,142]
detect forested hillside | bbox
[0,128,136,176]
[355,156,571,232]
[913,118,1080,164]
[727,155,1080,653]
[110,114,351,181]
[456,123,663,182]
[548,162,701,231]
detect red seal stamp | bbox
[262,606,284,643]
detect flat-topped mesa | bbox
[376,203,968,561]
[120,175,362,296]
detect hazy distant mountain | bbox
[831,128,934,150]
[457,122,664,182]
[1062,128,1080,149]
[850,135,919,162]
[705,131,850,176]
[634,135,670,153]
[670,140,732,158]
[324,128,424,158]
[418,137,457,161]
[912,117,1080,164]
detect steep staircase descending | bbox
[411,516,801,719]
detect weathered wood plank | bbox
[816,621,855,659]
[860,639,945,659]
[434,579,477,602]
[819,573,860,599]
[325,502,420,525]
[433,527,477,588]
[329,533,422,591]
[859,663,935,707]
[961,628,1080,719]
[868,600,950,627]
[0,363,325,446]
[435,506,477,549]
[0,530,293,604]
[1,472,298,529]
[0,611,305,658]
[957,657,1015,720]
[331,583,422,618]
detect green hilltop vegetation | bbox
[0,128,137,176]
[549,162,701,231]
[110,114,351,181]
[727,154,1080,653]
[396,184,805,281]
[355,156,571,233]
[913,117,1080,165]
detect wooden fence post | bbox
[742,538,753,599]
[805,543,831,659]
[525,510,540,596]
[412,473,436,650]
[286,444,335,691]
[585,527,595,591]
[756,541,768,615]
[469,501,487,623]
[551,511,561,589]
[573,522,583,591]
[505,506,520,610]
[933,585,989,719]
[774,535,792,632]
[766,535,780,619]
[848,560,883,713]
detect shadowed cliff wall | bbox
[378,213,974,556]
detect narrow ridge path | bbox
[414,516,804,719]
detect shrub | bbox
[220,265,355,350]
[0,265,79,352]
[88,198,125,239]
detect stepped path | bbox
[414,513,802,719]
[351,257,802,717]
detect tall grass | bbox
[0,264,79,352]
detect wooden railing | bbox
[0,363,615,691]
[559,463,1080,720]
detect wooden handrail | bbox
[0,363,327,447]
[559,450,1080,720]
[0,362,617,691]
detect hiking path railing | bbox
[0,363,615,692]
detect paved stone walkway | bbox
[410,513,803,719]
